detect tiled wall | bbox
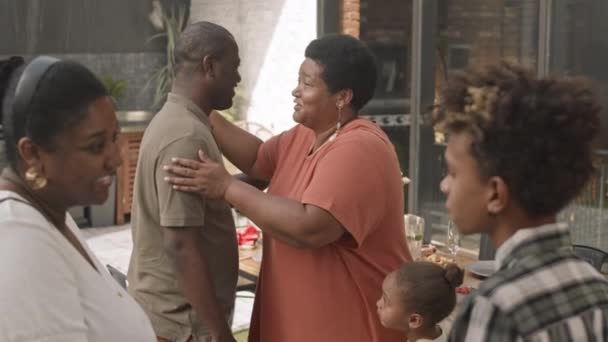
[63,52,165,111]
[1,53,164,111]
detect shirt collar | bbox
[166,92,211,128]
[495,222,571,269]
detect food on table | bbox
[421,244,437,257]
[423,252,454,266]
[421,244,453,265]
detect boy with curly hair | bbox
[434,62,608,341]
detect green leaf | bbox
[144,1,189,109]
[99,74,128,107]
[145,32,167,44]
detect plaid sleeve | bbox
[449,295,520,342]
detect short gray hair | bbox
[174,21,235,69]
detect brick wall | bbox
[360,0,411,43]
[440,0,539,69]
[350,0,538,70]
[341,0,360,37]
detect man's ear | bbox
[487,176,509,215]
[201,55,216,78]
[408,313,424,329]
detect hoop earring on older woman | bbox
[336,104,343,132]
[330,104,343,142]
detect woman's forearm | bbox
[225,180,309,247]
[209,111,263,176]
[163,151,345,248]
[224,180,344,248]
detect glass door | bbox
[358,0,413,210]
[354,0,545,255]
[551,0,608,252]
[342,0,605,254]
[410,0,542,253]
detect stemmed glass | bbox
[405,214,425,260]
[446,220,461,259]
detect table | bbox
[237,245,485,335]
[239,245,484,289]
[440,249,483,290]
[238,247,261,282]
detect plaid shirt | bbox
[449,223,608,341]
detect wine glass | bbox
[446,220,461,259]
[405,214,425,260]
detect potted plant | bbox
[145,0,188,109]
[100,75,127,109]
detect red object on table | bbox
[456,286,472,295]
[237,225,260,247]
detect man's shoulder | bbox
[141,110,212,156]
[479,253,607,301]
[149,105,210,136]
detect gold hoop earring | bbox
[25,167,48,190]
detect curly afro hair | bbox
[433,62,601,217]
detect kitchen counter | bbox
[117,110,154,133]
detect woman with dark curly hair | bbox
[434,62,608,341]
[163,34,411,342]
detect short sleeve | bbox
[300,136,389,247]
[0,218,88,341]
[157,136,209,227]
[254,133,282,180]
[254,125,303,180]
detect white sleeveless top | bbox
[0,191,156,341]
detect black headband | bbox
[12,56,60,116]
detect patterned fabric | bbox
[449,223,608,341]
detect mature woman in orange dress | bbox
[165,34,411,342]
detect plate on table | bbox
[466,260,497,278]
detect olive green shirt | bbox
[127,93,238,341]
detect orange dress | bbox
[248,119,411,342]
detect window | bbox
[416,0,540,253]
[447,45,471,70]
[551,0,608,252]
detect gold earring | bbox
[25,167,48,190]
[336,104,343,132]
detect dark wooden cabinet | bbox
[115,131,143,225]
